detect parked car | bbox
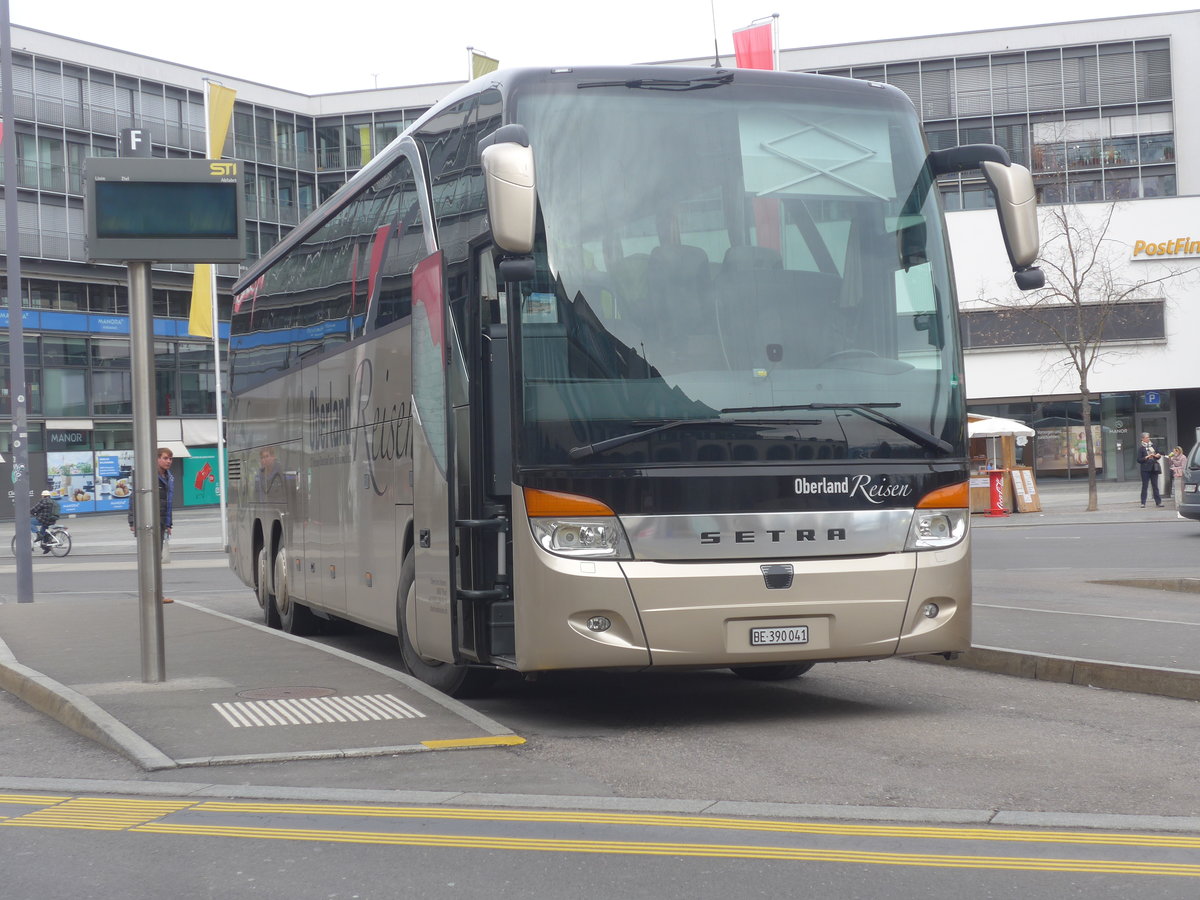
[1177,443,1200,521]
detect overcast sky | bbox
[8,1,1196,94]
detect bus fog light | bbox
[921,602,940,619]
[586,616,612,632]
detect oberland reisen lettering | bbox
[306,359,413,495]
[794,474,912,505]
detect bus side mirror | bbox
[928,144,1044,291]
[980,160,1044,291]
[480,125,537,256]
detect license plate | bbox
[750,626,809,646]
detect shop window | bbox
[41,368,87,415]
[41,335,88,366]
[92,370,133,415]
[178,372,216,415]
[91,339,131,368]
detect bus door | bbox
[410,250,457,663]
[449,244,515,666]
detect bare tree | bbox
[978,200,1192,511]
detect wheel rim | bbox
[273,547,288,615]
[256,548,269,609]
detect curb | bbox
[0,635,177,771]
[914,646,1200,702]
[0,775,1199,834]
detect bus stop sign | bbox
[84,157,245,264]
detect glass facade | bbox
[969,391,1182,482]
[0,38,434,517]
[810,39,1175,209]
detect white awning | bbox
[158,441,192,459]
[968,415,1035,438]
[158,418,220,447]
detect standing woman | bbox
[1166,446,1186,500]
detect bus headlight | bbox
[905,508,968,551]
[529,517,633,560]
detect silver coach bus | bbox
[227,66,1042,695]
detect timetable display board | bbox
[85,157,245,263]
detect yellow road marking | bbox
[0,793,72,806]
[2,797,196,831]
[190,802,1200,850]
[2,793,1198,878]
[129,822,1200,876]
[421,735,526,749]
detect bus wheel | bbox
[256,546,281,629]
[275,544,317,635]
[396,551,496,697]
[729,663,815,681]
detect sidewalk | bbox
[972,475,1188,528]
[0,516,523,769]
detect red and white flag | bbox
[733,21,774,70]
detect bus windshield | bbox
[511,75,964,467]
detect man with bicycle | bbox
[30,490,60,554]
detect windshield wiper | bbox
[577,73,735,92]
[567,414,819,461]
[720,403,955,456]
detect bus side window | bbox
[372,160,424,331]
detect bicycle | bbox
[12,523,72,558]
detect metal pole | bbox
[129,261,165,682]
[211,269,228,550]
[1,0,33,601]
[203,80,229,550]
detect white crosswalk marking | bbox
[212,694,426,727]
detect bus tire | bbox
[729,663,815,681]
[396,550,496,697]
[274,544,317,635]
[256,546,281,629]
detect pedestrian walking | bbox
[1136,433,1163,508]
[128,447,176,603]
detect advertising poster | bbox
[1035,425,1102,471]
[48,450,136,514]
[95,449,134,512]
[182,448,221,506]
[47,451,97,515]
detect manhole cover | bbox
[235,686,337,700]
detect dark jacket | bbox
[126,470,175,529]
[31,497,58,526]
[1137,442,1161,473]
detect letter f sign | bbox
[119,128,152,157]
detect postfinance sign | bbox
[1131,236,1200,258]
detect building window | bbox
[961,300,1165,349]
[92,370,133,414]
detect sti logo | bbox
[210,162,238,176]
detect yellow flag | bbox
[471,51,499,79]
[188,82,237,339]
[189,264,214,338]
[207,83,237,158]
[359,124,373,166]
